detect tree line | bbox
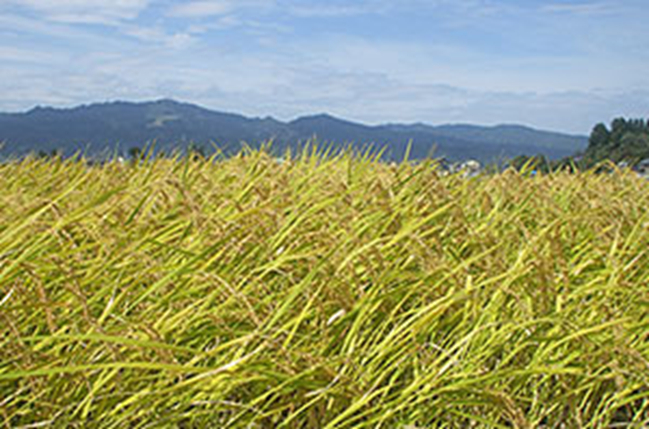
[510,117,649,173]
[29,118,649,172]
[583,118,649,166]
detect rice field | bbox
[1,148,648,428]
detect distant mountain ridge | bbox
[0,99,588,162]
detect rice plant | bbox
[1,148,648,428]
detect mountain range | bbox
[0,99,588,162]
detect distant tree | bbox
[550,156,581,173]
[611,117,626,131]
[36,149,62,160]
[509,154,550,173]
[589,123,610,148]
[627,118,647,132]
[188,143,206,160]
[582,118,649,167]
[509,155,532,171]
[128,147,143,160]
[619,133,649,162]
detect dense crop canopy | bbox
[1,148,648,427]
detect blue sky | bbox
[0,0,647,133]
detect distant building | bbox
[459,160,481,177]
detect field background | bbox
[1,149,649,427]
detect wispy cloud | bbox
[286,3,387,17]
[3,0,151,24]
[167,0,274,19]
[121,25,197,49]
[0,0,647,133]
[186,16,242,33]
[542,2,616,15]
[168,1,234,18]
[0,46,61,63]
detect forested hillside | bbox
[583,118,649,166]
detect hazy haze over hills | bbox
[0,99,588,162]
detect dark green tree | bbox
[589,123,610,148]
[582,118,649,167]
[188,143,206,161]
[509,154,550,174]
[128,147,143,160]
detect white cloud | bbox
[167,0,274,18]
[2,34,645,134]
[287,3,387,17]
[166,33,196,49]
[5,0,151,24]
[0,0,646,135]
[0,46,62,63]
[186,16,242,33]
[168,1,234,18]
[542,2,615,15]
[121,24,197,49]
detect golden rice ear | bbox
[0,150,646,427]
